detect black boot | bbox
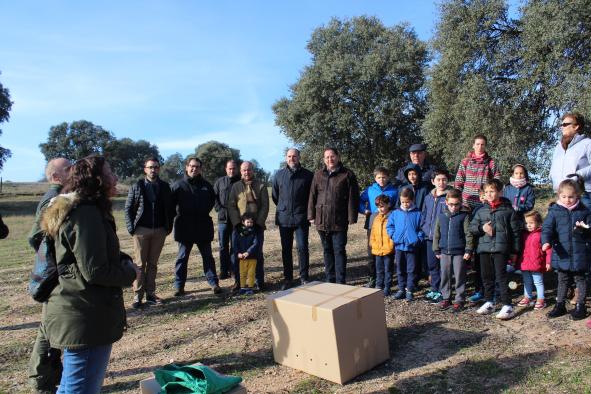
[547,302,567,318]
[571,303,587,320]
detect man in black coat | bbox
[213,160,240,279]
[272,149,313,290]
[124,157,174,308]
[395,143,438,185]
[171,157,221,295]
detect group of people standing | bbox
[20,110,591,392]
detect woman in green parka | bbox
[40,155,138,393]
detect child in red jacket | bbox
[517,211,551,310]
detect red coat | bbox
[518,228,551,272]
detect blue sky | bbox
[0,0,441,181]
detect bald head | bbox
[240,161,254,182]
[45,158,70,184]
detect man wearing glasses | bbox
[171,157,221,296]
[125,157,174,308]
[550,112,591,206]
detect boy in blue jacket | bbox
[387,188,425,301]
[420,169,452,302]
[359,167,399,288]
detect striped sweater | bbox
[454,152,501,208]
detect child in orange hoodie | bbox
[370,195,395,296]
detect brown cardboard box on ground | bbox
[139,363,247,393]
[267,281,390,384]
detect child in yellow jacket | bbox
[370,195,395,295]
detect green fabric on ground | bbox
[154,364,242,394]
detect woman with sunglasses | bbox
[550,112,591,207]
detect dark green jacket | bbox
[469,197,521,255]
[41,193,136,349]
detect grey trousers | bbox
[440,254,467,303]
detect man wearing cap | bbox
[396,143,438,185]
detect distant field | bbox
[1,183,590,393]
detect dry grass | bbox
[1,185,591,393]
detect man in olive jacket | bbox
[272,148,313,289]
[228,161,269,290]
[171,157,221,295]
[213,160,240,279]
[308,148,360,284]
[124,157,174,308]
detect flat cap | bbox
[409,143,427,152]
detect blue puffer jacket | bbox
[541,202,591,272]
[359,182,398,214]
[386,206,424,252]
[420,188,450,240]
[503,184,535,213]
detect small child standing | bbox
[433,188,474,311]
[232,213,261,295]
[517,211,551,310]
[503,164,536,217]
[470,179,521,320]
[421,169,452,303]
[369,195,395,296]
[387,188,424,301]
[543,178,591,320]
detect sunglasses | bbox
[561,122,577,127]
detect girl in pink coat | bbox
[517,211,551,309]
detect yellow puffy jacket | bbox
[370,212,395,256]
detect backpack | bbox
[28,235,59,303]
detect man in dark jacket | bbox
[308,148,360,284]
[213,160,240,279]
[124,157,174,308]
[171,157,221,295]
[28,157,70,393]
[396,143,438,185]
[272,148,313,290]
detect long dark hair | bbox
[62,155,114,217]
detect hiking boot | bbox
[393,290,405,300]
[547,302,567,318]
[145,295,163,306]
[571,303,587,320]
[496,305,515,320]
[477,301,495,315]
[439,300,451,310]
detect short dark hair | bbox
[446,188,462,200]
[400,187,415,200]
[240,212,256,222]
[373,166,390,177]
[185,156,203,166]
[431,169,450,181]
[374,194,391,207]
[144,157,160,166]
[562,112,585,130]
[474,134,488,144]
[483,178,503,192]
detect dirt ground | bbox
[1,193,591,393]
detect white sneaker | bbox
[477,301,495,315]
[496,305,515,320]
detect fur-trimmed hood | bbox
[41,192,80,238]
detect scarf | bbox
[557,199,579,211]
[509,177,527,189]
[488,199,502,210]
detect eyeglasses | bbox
[561,122,577,127]
[145,166,160,170]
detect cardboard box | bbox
[139,363,247,393]
[267,282,390,384]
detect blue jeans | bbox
[217,222,234,276]
[57,344,112,393]
[426,240,441,292]
[522,271,545,300]
[396,250,416,292]
[233,228,265,287]
[174,241,218,289]
[318,230,348,284]
[375,254,394,295]
[279,225,310,281]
